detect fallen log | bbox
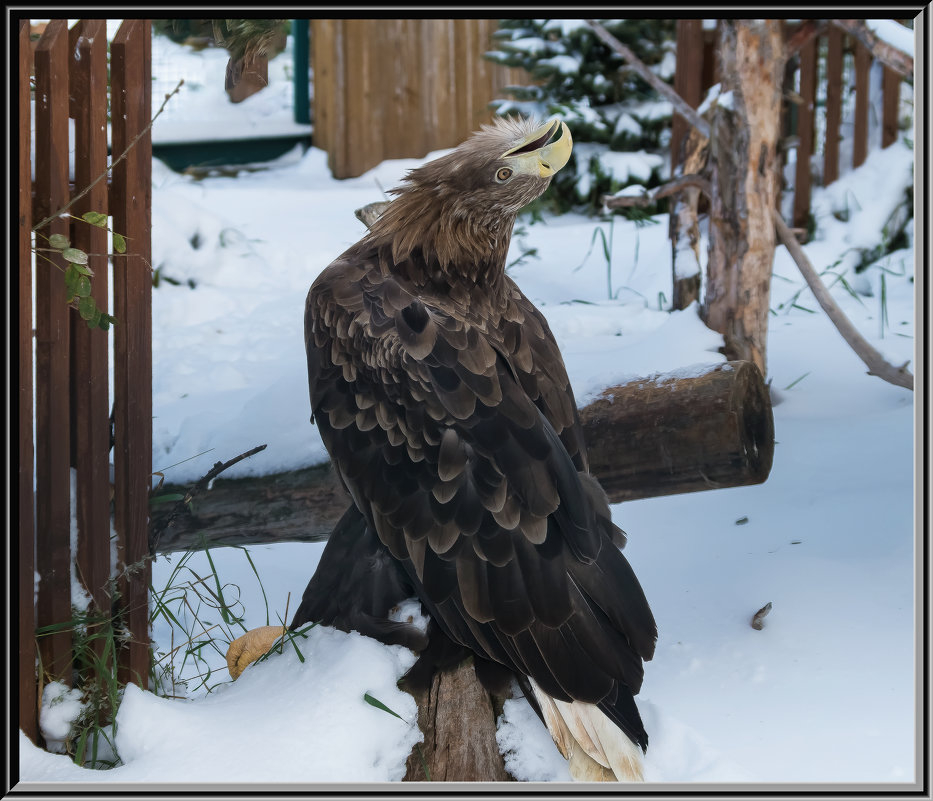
[149,360,774,554]
[580,360,774,500]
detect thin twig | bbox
[602,173,712,209]
[585,19,710,139]
[773,209,913,390]
[32,79,185,233]
[148,444,269,555]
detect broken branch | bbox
[772,209,913,390]
[603,174,712,209]
[585,19,710,139]
[831,19,913,78]
[148,443,268,554]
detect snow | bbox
[39,684,87,752]
[866,19,914,58]
[18,23,918,791]
[537,54,581,75]
[150,27,311,144]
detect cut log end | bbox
[580,360,774,503]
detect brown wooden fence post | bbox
[34,18,74,689]
[853,41,871,168]
[882,66,901,148]
[110,19,153,688]
[671,20,704,175]
[793,34,817,230]
[823,26,844,185]
[68,19,112,638]
[18,17,38,743]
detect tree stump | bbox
[402,657,511,782]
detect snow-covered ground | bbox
[19,23,920,790]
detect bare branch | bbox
[831,19,913,78]
[32,79,185,233]
[148,443,268,554]
[585,19,710,139]
[784,20,827,57]
[772,209,913,390]
[603,174,712,209]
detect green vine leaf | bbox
[112,233,127,254]
[62,247,89,265]
[78,296,97,321]
[81,211,109,228]
[48,233,70,249]
[72,263,94,277]
[75,275,92,298]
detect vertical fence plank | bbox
[68,18,111,633]
[853,41,871,168]
[310,20,338,167]
[672,20,704,174]
[34,18,74,689]
[18,18,38,743]
[110,19,152,687]
[823,27,844,185]
[344,19,375,180]
[793,35,817,230]
[881,66,900,148]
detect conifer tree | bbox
[486,19,676,214]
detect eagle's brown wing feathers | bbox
[304,251,656,750]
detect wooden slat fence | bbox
[311,19,526,179]
[672,20,906,233]
[19,18,153,744]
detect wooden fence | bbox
[18,18,153,743]
[672,20,906,230]
[310,19,525,178]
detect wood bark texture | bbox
[579,361,773,500]
[702,20,784,376]
[149,361,774,553]
[402,657,511,782]
[669,126,711,310]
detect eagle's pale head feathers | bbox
[366,117,573,280]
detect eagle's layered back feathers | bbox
[294,116,657,781]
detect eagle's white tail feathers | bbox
[529,679,645,782]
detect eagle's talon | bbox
[226,625,286,680]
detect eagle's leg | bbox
[226,505,427,680]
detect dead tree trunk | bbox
[701,20,784,376]
[670,125,709,310]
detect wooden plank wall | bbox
[20,18,153,741]
[311,19,526,179]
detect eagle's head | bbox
[367,117,573,280]
[399,116,573,217]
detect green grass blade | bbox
[363,692,404,720]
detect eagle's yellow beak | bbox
[502,119,573,178]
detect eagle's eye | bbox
[495,167,513,183]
